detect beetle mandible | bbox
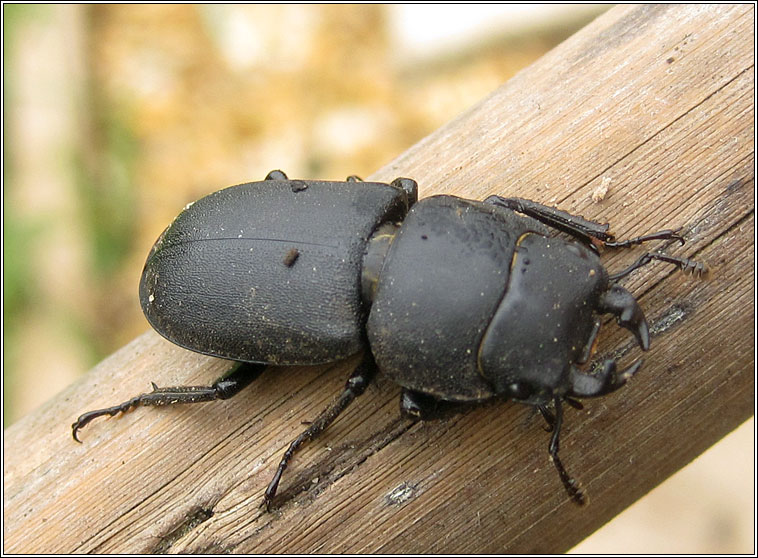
[72,170,706,509]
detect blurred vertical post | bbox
[4,5,92,421]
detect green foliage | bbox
[76,106,139,277]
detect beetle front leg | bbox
[484,196,614,244]
[71,362,265,441]
[484,196,701,254]
[261,351,378,511]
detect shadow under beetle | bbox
[72,170,706,509]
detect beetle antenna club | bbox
[73,171,705,509]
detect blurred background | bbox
[2,5,753,553]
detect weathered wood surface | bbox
[4,4,753,553]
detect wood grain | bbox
[4,4,753,553]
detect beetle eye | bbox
[507,382,535,400]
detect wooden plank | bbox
[4,4,753,553]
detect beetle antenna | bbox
[537,404,555,432]
[609,252,708,281]
[548,396,587,506]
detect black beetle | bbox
[73,170,706,508]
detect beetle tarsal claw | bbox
[71,400,136,442]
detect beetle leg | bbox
[604,229,684,248]
[400,389,436,419]
[568,359,643,398]
[598,284,651,350]
[484,196,614,244]
[71,362,265,442]
[484,196,705,256]
[264,169,288,180]
[391,177,419,207]
[547,396,587,506]
[261,351,378,511]
[345,174,416,208]
[538,404,555,432]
